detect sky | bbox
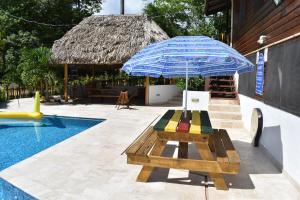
[97,0,154,15]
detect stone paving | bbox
[0,98,299,199]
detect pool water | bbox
[0,178,37,200]
[0,115,103,199]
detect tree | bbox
[2,31,40,86]
[0,0,102,88]
[144,0,230,91]
[18,47,54,95]
[144,0,229,39]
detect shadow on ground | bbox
[0,102,8,109]
[147,138,282,190]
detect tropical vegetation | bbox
[145,0,230,90]
[0,0,229,98]
[0,0,102,99]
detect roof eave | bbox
[204,0,231,15]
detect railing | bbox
[2,87,31,100]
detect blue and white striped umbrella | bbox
[121,36,254,115]
[122,36,254,78]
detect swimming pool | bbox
[0,178,37,200]
[0,115,104,199]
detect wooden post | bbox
[92,65,95,79]
[178,142,188,158]
[196,143,228,190]
[120,0,125,15]
[145,76,149,105]
[204,77,210,91]
[64,64,68,102]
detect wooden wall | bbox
[232,0,300,55]
[238,36,300,117]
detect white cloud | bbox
[97,0,154,15]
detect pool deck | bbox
[0,98,300,199]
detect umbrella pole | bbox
[184,62,188,118]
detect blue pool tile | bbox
[0,178,37,200]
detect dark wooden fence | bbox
[2,87,31,100]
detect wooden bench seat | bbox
[88,95,119,98]
[126,127,158,157]
[210,129,240,174]
[126,127,240,174]
[87,88,121,100]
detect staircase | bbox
[208,98,244,130]
[209,76,237,99]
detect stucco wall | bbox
[239,94,300,186]
[182,91,209,111]
[149,85,179,105]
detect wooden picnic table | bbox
[125,110,240,190]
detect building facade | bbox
[206,0,300,188]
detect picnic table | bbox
[125,110,240,190]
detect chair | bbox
[116,91,129,109]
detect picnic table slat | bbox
[153,110,175,131]
[196,143,228,190]
[212,129,229,163]
[136,140,167,182]
[164,110,182,132]
[219,129,240,163]
[126,127,154,155]
[157,131,209,143]
[189,111,201,134]
[177,110,191,133]
[136,131,157,155]
[200,111,213,134]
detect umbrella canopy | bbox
[121,36,254,116]
[122,36,254,78]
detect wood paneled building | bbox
[205,0,300,188]
[205,0,300,116]
[232,0,300,55]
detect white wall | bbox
[239,94,300,186]
[149,85,180,105]
[182,91,209,111]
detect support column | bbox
[64,64,68,102]
[204,77,210,91]
[92,65,95,79]
[120,0,124,15]
[145,76,149,105]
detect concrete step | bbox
[211,119,244,129]
[210,99,240,105]
[208,104,240,112]
[209,111,242,120]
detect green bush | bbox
[0,88,6,102]
[175,77,204,91]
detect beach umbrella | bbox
[122,36,254,117]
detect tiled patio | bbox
[0,99,299,199]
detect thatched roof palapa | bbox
[51,15,169,65]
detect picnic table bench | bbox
[87,88,120,101]
[125,110,240,190]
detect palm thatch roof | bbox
[51,15,169,65]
